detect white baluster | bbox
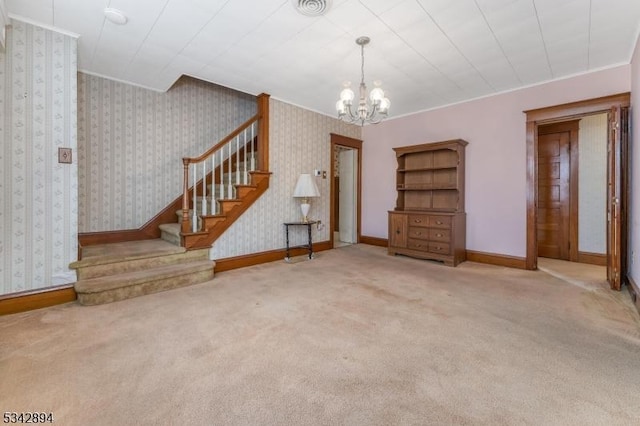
[227,143,233,198]
[235,134,240,185]
[219,149,224,200]
[243,128,248,184]
[211,152,216,215]
[202,160,207,216]
[250,122,256,172]
[192,163,197,232]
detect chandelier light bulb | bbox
[340,86,355,105]
[369,87,385,105]
[379,97,391,114]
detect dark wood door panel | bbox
[537,131,570,260]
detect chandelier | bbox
[336,36,390,126]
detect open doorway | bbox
[330,134,362,249]
[525,93,630,290]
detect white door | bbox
[339,149,357,243]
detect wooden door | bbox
[537,130,571,259]
[607,107,622,290]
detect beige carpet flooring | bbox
[2,244,640,425]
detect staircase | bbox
[71,240,214,305]
[73,94,271,305]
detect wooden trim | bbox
[330,134,363,248]
[626,275,640,314]
[257,93,270,171]
[526,120,537,270]
[0,285,77,316]
[466,250,527,270]
[359,235,388,247]
[525,93,630,272]
[524,93,630,122]
[577,251,607,266]
[214,241,332,272]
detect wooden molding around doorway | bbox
[524,93,630,271]
[330,133,363,248]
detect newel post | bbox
[257,93,270,171]
[181,159,191,233]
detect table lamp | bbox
[293,173,320,222]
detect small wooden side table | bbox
[283,221,317,262]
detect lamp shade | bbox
[293,174,320,198]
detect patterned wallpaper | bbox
[578,113,607,254]
[210,99,361,258]
[0,20,78,295]
[77,74,256,231]
[77,70,360,258]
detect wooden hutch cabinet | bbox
[388,139,468,266]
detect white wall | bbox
[362,66,630,258]
[630,32,640,284]
[0,20,78,295]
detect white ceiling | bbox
[7,0,640,119]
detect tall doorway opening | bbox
[330,134,362,249]
[526,93,630,290]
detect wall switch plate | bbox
[322,171,327,179]
[58,147,72,164]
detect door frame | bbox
[524,93,630,273]
[330,133,363,248]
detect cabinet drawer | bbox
[429,228,451,242]
[407,238,430,251]
[408,215,429,227]
[408,227,429,240]
[428,242,450,254]
[428,215,451,228]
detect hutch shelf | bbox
[388,139,468,266]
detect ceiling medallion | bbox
[291,0,332,16]
[336,36,390,126]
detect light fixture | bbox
[293,174,320,223]
[336,36,390,126]
[104,8,128,25]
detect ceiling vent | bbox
[292,0,332,16]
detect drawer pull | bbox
[436,221,443,225]
[416,232,422,236]
[436,233,442,237]
[396,229,400,234]
[414,219,422,223]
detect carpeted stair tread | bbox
[71,239,186,269]
[75,259,214,294]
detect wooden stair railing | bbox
[179,93,270,250]
[77,93,270,255]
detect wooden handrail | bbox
[183,113,260,164]
[181,93,270,237]
[183,93,270,166]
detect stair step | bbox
[74,259,215,306]
[160,222,182,246]
[70,239,210,280]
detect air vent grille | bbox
[292,0,332,16]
